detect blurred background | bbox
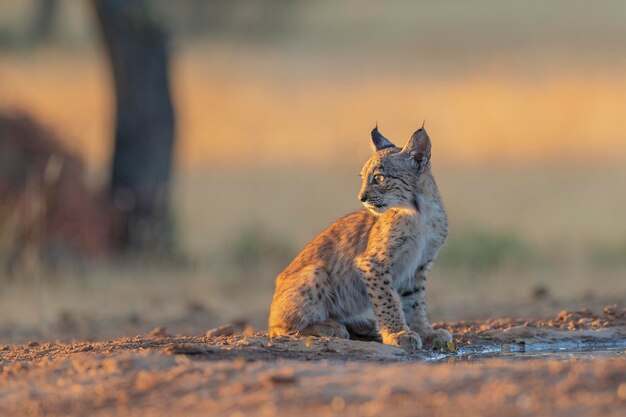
[0,0,625,342]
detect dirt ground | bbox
[0,305,625,417]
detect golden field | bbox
[1,47,625,244]
[2,47,626,170]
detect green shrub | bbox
[587,239,626,268]
[226,224,295,270]
[438,229,533,272]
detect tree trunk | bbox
[30,0,59,43]
[94,0,176,255]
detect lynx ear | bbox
[371,125,396,152]
[401,128,431,173]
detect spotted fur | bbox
[268,127,452,350]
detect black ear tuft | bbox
[371,125,396,151]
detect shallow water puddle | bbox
[422,338,626,362]
[452,346,626,362]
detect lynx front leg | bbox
[356,258,422,351]
[402,266,452,349]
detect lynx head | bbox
[358,125,432,214]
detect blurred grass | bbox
[225,223,295,271]
[438,230,533,272]
[588,239,626,268]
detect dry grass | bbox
[1,164,624,342]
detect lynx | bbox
[268,126,452,350]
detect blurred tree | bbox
[94,0,176,255]
[30,0,59,43]
[153,0,300,39]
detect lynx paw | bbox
[346,319,380,339]
[300,320,350,339]
[383,330,423,351]
[424,328,453,349]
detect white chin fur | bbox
[363,203,387,215]
[363,202,417,216]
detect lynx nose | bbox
[358,191,368,202]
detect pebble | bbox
[206,324,235,338]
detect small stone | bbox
[27,341,39,348]
[330,396,346,411]
[531,285,549,300]
[206,324,235,338]
[242,325,255,336]
[264,371,297,386]
[164,344,217,355]
[604,304,625,319]
[232,356,246,369]
[556,310,569,321]
[148,327,168,338]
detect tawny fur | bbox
[268,127,452,350]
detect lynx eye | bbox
[373,174,385,184]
